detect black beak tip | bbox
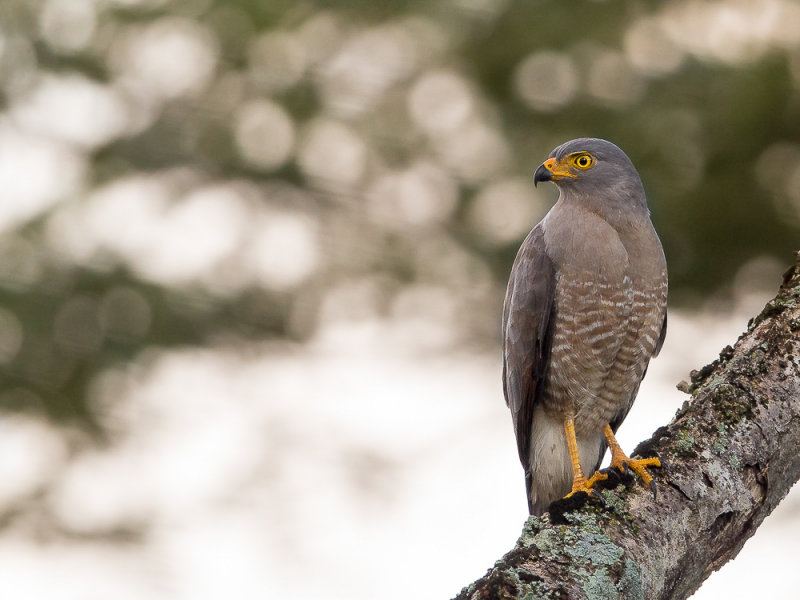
[533,163,551,187]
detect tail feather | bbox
[524,412,608,515]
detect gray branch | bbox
[454,251,800,600]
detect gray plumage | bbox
[502,138,667,515]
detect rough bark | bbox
[455,251,800,600]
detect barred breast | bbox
[541,204,667,436]
[542,268,630,426]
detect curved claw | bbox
[602,424,661,499]
[564,470,608,501]
[609,456,661,491]
[589,488,605,503]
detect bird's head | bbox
[533,138,643,201]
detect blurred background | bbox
[0,0,798,598]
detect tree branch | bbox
[455,252,800,600]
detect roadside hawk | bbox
[502,138,667,516]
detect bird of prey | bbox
[502,138,667,516]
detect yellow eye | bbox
[572,154,594,170]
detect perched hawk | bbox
[502,138,667,516]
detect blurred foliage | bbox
[0,0,799,433]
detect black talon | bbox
[649,480,658,500]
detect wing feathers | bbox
[502,225,556,469]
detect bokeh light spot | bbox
[233,99,295,171]
[11,74,129,149]
[367,162,458,228]
[296,13,344,65]
[587,50,645,107]
[436,120,509,182]
[0,416,65,508]
[82,174,171,263]
[660,0,800,65]
[755,142,800,224]
[624,17,685,77]
[0,124,86,233]
[131,184,250,285]
[109,17,219,100]
[39,0,97,54]
[248,31,307,94]
[408,70,473,135]
[468,177,548,245]
[318,22,420,116]
[512,51,579,112]
[49,449,148,534]
[298,119,367,190]
[247,211,320,291]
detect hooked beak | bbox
[533,163,551,187]
[533,157,578,187]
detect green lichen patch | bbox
[565,529,624,567]
[472,550,552,600]
[599,488,632,522]
[712,437,728,455]
[561,512,626,564]
[478,566,523,600]
[674,429,698,459]
[518,582,560,600]
[531,527,563,556]
[682,344,737,394]
[739,347,769,378]
[548,491,601,524]
[480,499,645,600]
[708,382,754,426]
[618,559,644,599]
[518,515,546,547]
[749,298,789,330]
[567,567,617,600]
[545,511,632,598]
[705,459,727,482]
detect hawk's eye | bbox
[572,154,594,170]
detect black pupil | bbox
[579,157,588,166]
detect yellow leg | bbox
[563,417,607,498]
[603,424,661,493]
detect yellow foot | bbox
[602,424,661,498]
[609,455,661,496]
[564,470,608,500]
